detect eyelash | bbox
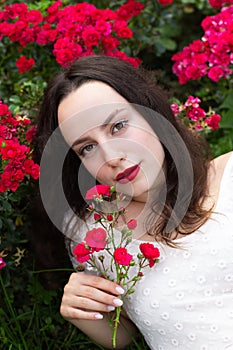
[111,119,128,134]
[78,119,128,157]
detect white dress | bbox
[67,153,233,350]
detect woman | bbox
[35,55,233,349]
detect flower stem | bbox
[112,305,121,348]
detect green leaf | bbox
[219,90,233,111]
[220,111,233,129]
[156,37,177,51]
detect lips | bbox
[116,164,140,184]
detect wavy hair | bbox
[32,55,212,280]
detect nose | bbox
[100,141,126,167]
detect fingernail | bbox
[115,286,124,294]
[113,298,123,306]
[107,305,115,312]
[95,313,103,319]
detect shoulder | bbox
[211,151,233,172]
[207,151,233,208]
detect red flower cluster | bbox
[0,101,40,192]
[209,0,233,8]
[172,5,233,84]
[157,0,173,5]
[73,227,107,263]
[171,95,221,131]
[0,1,143,71]
[16,56,35,74]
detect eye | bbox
[111,120,128,134]
[78,143,96,156]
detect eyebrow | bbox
[72,108,126,147]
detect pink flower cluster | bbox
[172,5,233,84]
[0,257,6,270]
[0,101,40,192]
[171,95,221,131]
[0,1,144,71]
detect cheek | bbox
[82,157,108,183]
[133,132,165,165]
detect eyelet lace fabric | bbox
[67,153,233,350]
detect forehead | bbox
[58,81,130,145]
[58,81,127,123]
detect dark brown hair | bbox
[32,55,212,279]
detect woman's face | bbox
[58,81,165,202]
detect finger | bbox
[63,294,116,313]
[78,284,124,307]
[60,304,104,321]
[64,282,124,308]
[70,272,125,296]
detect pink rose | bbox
[127,219,137,230]
[85,228,107,250]
[0,257,6,270]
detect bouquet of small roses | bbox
[73,184,160,348]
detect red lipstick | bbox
[116,164,140,184]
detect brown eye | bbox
[79,144,96,156]
[112,120,127,134]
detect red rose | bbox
[73,243,91,263]
[0,103,9,116]
[140,243,160,267]
[157,0,173,4]
[205,114,221,131]
[26,126,37,142]
[30,164,40,180]
[114,247,133,266]
[149,259,155,268]
[85,228,107,250]
[85,184,111,200]
[82,27,101,47]
[127,219,137,230]
[94,213,101,221]
[16,56,35,74]
[107,214,113,221]
[140,243,160,260]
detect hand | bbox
[60,272,125,321]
